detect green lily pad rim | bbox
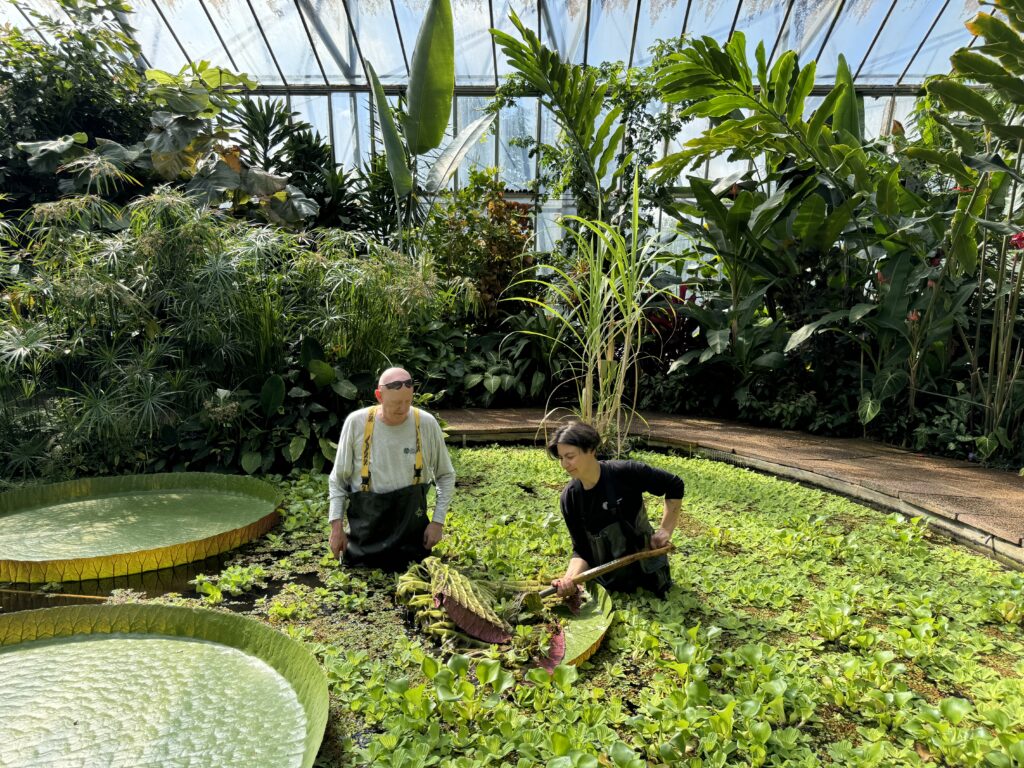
[0,603,329,768]
[562,583,614,666]
[0,473,282,583]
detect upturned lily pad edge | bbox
[0,603,329,768]
[561,584,614,667]
[0,473,281,583]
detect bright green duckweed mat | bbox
[0,474,280,582]
[0,604,329,768]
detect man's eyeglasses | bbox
[381,378,415,390]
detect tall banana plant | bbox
[365,0,495,248]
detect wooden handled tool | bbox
[538,544,674,598]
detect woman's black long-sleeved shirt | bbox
[559,460,686,564]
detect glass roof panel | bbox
[392,0,427,75]
[456,95,497,186]
[129,0,188,73]
[587,0,637,66]
[237,0,329,84]
[770,0,844,65]
[815,0,897,80]
[899,0,979,83]
[493,0,537,76]
[539,0,587,64]
[1,2,30,33]
[290,93,331,138]
[732,0,790,64]
[631,0,687,68]
[182,0,282,83]
[346,0,405,84]
[453,0,496,85]
[294,0,365,85]
[146,0,231,72]
[499,95,536,189]
[331,91,372,168]
[856,0,960,84]
[684,0,739,42]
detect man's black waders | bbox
[585,475,671,596]
[344,406,432,572]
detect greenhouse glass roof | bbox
[1,0,981,185]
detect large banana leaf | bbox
[0,604,328,768]
[0,473,280,583]
[423,113,497,195]
[367,62,414,199]
[404,0,454,155]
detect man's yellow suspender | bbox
[359,406,423,493]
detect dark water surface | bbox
[0,552,232,613]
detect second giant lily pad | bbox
[0,473,280,583]
[0,604,328,768]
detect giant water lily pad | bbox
[0,604,328,768]
[556,584,614,666]
[0,473,280,583]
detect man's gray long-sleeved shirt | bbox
[327,407,455,525]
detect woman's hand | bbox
[550,576,580,599]
[651,526,672,549]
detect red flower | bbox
[1010,232,1024,250]
[927,279,937,289]
[875,270,887,285]
[952,186,974,194]
[907,309,921,322]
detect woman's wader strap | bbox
[359,406,423,492]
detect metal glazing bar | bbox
[389,0,410,75]
[10,1,47,42]
[149,0,193,67]
[339,0,372,85]
[628,0,643,68]
[534,99,543,250]
[853,0,897,80]
[489,0,499,87]
[452,93,459,190]
[583,0,592,65]
[813,0,848,63]
[242,0,289,86]
[327,91,336,166]
[726,0,744,41]
[195,1,236,71]
[680,0,693,36]
[768,0,798,63]
[896,0,951,85]
[292,0,331,86]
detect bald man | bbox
[327,367,456,570]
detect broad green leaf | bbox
[858,395,881,425]
[404,0,454,154]
[331,378,359,400]
[0,604,327,768]
[786,60,815,124]
[832,54,863,143]
[770,51,796,116]
[241,450,262,475]
[928,79,1003,124]
[850,303,876,323]
[904,147,976,187]
[1,473,279,582]
[793,195,825,240]
[785,310,848,353]
[940,697,973,725]
[307,359,336,388]
[423,113,496,194]
[962,152,1024,183]
[950,49,1006,79]
[287,436,307,463]
[876,168,900,215]
[807,83,846,145]
[260,374,286,417]
[366,62,413,198]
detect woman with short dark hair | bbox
[547,422,682,598]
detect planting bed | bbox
[25,447,1024,767]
